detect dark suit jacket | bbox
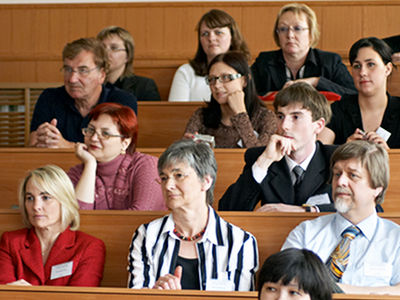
[0,227,105,286]
[383,35,400,52]
[219,142,337,212]
[111,74,161,101]
[251,48,357,96]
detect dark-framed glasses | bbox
[205,73,242,85]
[104,45,127,53]
[61,66,99,77]
[276,25,309,35]
[82,127,125,140]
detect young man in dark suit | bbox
[219,82,336,212]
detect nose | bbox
[32,198,42,211]
[336,173,349,187]
[208,31,216,41]
[67,71,79,83]
[287,28,295,38]
[279,116,290,132]
[359,65,367,77]
[89,130,100,142]
[164,177,176,191]
[213,78,223,88]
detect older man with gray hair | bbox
[29,37,137,148]
[282,140,400,295]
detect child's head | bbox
[258,248,332,300]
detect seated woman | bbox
[251,3,356,97]
[0,165,105,286]
[319,37,399,149]
[168,9,250,102]
[184,51,277,148]
[128,139,259,290]
[97,26,161,101]
[68,102,166,210]
[258,248,332,300]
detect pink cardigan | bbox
[68,152,167,210]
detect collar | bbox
[334,212,377,241]
[285,142,316,173]
[272,48,318,67]
[164,206,222,246]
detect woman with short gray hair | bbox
[128,139,258,290]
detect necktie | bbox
[326,225,361,282]
[293,165,305,185]
[293,165,304,204]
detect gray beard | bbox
[334,197,352,214]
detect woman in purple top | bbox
[68,102,166,210]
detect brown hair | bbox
[190,9,250,76]
[97,26,135,77]
[273,82,331,123]
[62,37,109,74]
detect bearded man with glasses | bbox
[29,37,137,148]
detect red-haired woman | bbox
[67,103,166,210]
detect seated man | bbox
[219,82,336,212]
[282,140,400,295]
[29,37,137,148]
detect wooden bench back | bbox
[1,148,400,212]
[0,148,245,210]
[2,210,400,288]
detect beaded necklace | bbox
[173,227,206,241]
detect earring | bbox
[121,148,126,155]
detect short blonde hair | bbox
[273,3,320,48]
[19,165,80,231]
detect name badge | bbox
[306,193,331,206]
[206,277,235,291]
[364,262,392,277]
[50,261,73,280]
[376,127,391,142]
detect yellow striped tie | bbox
[327,225,360,282]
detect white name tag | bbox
[206,277,235,291]
[364,263,392,277]
[50,261,73,280]
[306,193,331,206]
[376,127,391,142]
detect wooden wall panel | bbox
[0,1,399,98]
[320,6,362,54]
[363,5,400,38]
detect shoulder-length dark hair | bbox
[189,9,250,76]
[202,51,264,129]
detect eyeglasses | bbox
[276,26,309,35]
[61,66,99,77]
[82,127,126,140]
[104,45,127,53]
[205,73,242,85]
[156,172,189,185]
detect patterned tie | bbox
[326,225,361,282]
[293,165,304,204]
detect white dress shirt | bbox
[282,212,400,286]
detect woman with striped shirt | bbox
[127,139,259,290]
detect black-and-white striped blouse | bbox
[127,207,259,291]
